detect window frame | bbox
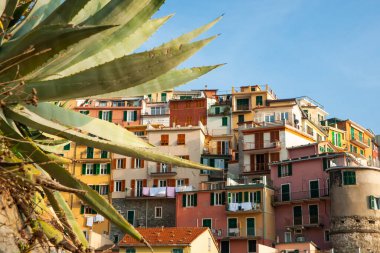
[114,180,123,192]
[343,171,356,185]
[154,206,163,218]
[85,164,94,175]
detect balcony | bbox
[350,134,369,149]
[209,129,232,136]
[238,120,298,131]
[226,202,261,213]
[203,146,231,156]
[273,188,329,205]
[235,104,250,111]
[242,164,270,175]
[79,151,111,161]
[125,186,179,199]
[199,181,226,191]
[148,166,177,177]
[142,108,170,116]
[285,215,324,229]
[243,140,281,153]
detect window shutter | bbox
[80,205,84,214]
[122,180,126,192]
[255,191,261,203]
[184,178,189,185]
[122,158,126,169]
[323,158,328,170]
[105,185,109,194]
[95,164,100,175]
[108,111,113,122]
[131,158,135,169]
[194,194,198,206]
[222,117,228,126]
[95,185,100,193]
[82,164,86,175]
[142,179,147,187]
[168,164,172,172]
[153,179,158,187]
[182,195,187,207]
[332,131,335,145]
[369,196,375,209]
[98,111,102,119]
[217,141,222,155]
[288,163,292,175]
[133,111,138,121]
[106,163,111,174]
[228,192,231,203]
[278,165,281,177]
[168,179,176,187]
[238,192,243,203]
[110,180,114,192]
[91,208,97,214]
[210,193,215,206]
[141,160,145,168]
[222,192,226,204]
[112,159,116,170]
[130,180,135,196]
[156,163,160,172]
[123,111,127,121]
[63,143,70,150]
[244,192,249,202]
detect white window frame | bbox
[214,192,223,206]
[280,165,290,177]
[281,112,289,121]
[85,164,94,175]
[116,159,123,169]
[99,163,107,174]
[284,231,292,243]
[185,194,196,207]
[98,101,107,107]
[135,159,143,168]
[101,110,111,120]
[114,181,123,192]
[99,185,108,195]
[264,114,275,123]
[160,163,169,172]
[176,179,185,187]
[155,206,162,218]
[125,111,136,122]
[158,180,167,187]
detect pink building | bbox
[270,142,341,250]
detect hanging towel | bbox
[167,187,175,197]
[143,187,150,196]
[241,202,252,211]
[86,217,93,227]
[228,203,239,211]
[94,214,104,223]
[149,187,160,196]
[156,187,166,197]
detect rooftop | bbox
[119,227,208,246]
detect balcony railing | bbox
[142,108,169,116]
[126,186,193,198]
[243,141,281,150]
[350,134,369,148]
[226,202,261,212]
[210,129,232,136]
[238,120,298,130]
[273,188,329,203]
[199,181,226,191]
[203,147,231,156]
[243,164,270,174]
[286,215,323,227]
[148,166,177,176]
[228,228,240,237]
[235,105,250,111]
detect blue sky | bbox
[147,0,380,134]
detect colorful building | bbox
[141,91,172,126]
[118,227,219,253]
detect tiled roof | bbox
[119,227,208,246]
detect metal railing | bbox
[226,202,261,212]
[199,181,226,190]
[243,163,270,173]
[243,140,280,150]
[273,188,329,202]
[286,215,323,227]
[148,166,177,175]
[235,104,250,111]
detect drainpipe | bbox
[262,185,266,245]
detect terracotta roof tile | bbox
[119,227,208,246]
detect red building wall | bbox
[169,98,207,127]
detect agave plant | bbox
[0,0,222,252]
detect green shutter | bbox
[82,164,86,175]
[210,193,214,206]
[215,107,220,114]
[194,194,197,206]
[108,111,112,122]
[91,208,97,214]
[323,158,328,170]
[331,131,335,145]
[278,165,281,177]
[133,111,138,121]
[238,192,243,203]
[95,164,100,175]
[338,133,342,147]
[288,163,292,175]
[107,163,111,174]
[87,147,93,158]
[105,185,109,194]
[228,192,231,203]
[95,185,100,193]
[254,191,261,203]
[210,159,215,167]
[369,196,375,209]
[80,205,84,214]
[222,117,228,126]
[222,192,226,204]
[123,111,127,121]
[244,192,249,202]
[182,195,186,207]
[98,111,102,119]
[63,143,70,150]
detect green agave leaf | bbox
[0,24,114,83]
[18,36,217,102]
[157,15,223,49]
[57,15,172,78]
[7,1,34,29]
[0,0,18,44]
[44,189,89,249]
[5,105,221,171]
[26,102,151,148]
[94,65,224,98]
[71,0,111,25]
[0,112,148,245]
[36,0,165,80]
[11,0,62,39]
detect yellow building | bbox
[118,227,219,253]
[322,118,375,165]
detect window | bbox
[147,94,152,100]
[155,207,162,218]
[177,134,185,145]
[85,164,94,175]
[161,93,167,102]
[215,159,225,169]
[79,110,89,115]
[222,116,228,126]
[158,180,167,187]
[350,127,355,140]
[127,210,135,226]
[256,96,263,106]
[309,205,319,224]
[309,180,319,198]
[236,98,249,110]
[114,181,123,192]
[126,248,136,253]
[99,110,112,121]
[281,112,289,121]
[247,218,255,236]
[369,195,380,210]
[123,110,138,122]
[135,159,143,168]
[284,232,292,243]
[238,114,245,123]
[360,149,364,156]
[293,206,302,225]
[151,106,165,115]
[278,164,292,177]
[86,147,94,158]
[215,107,220,114]
[343,171,356,185]
[113,234,119,244]
[100,150,108,158]
[264,114,275,123]
[63,143,71,151]
[217,141,229,155]
[116,159,124,169]
[221,241,229,253]
[281,184,290,201]
[202,218,212,229]
[80,205,96,214]
[112,101,125,107]
[99,163,108,174]
[248,239,257,253]
[210,192,225,206]
[228,218,238,236]
[134,131,145,136]
[324,230,330,242]
[176,179,185,187]
[182,194,197,207]
[161,134,169,146]
[172,249,183,253]
[99,185,109,195]
[98,101,107,107]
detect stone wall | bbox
[110,198,176,241]
[330,216,380,253]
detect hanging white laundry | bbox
[149,187,160,196]
[156,187,166,196]
[86,217,93,227]
[142,187,150,196]
[94,214,104,223]
[228,203,239,211]
[241,202,252,211]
